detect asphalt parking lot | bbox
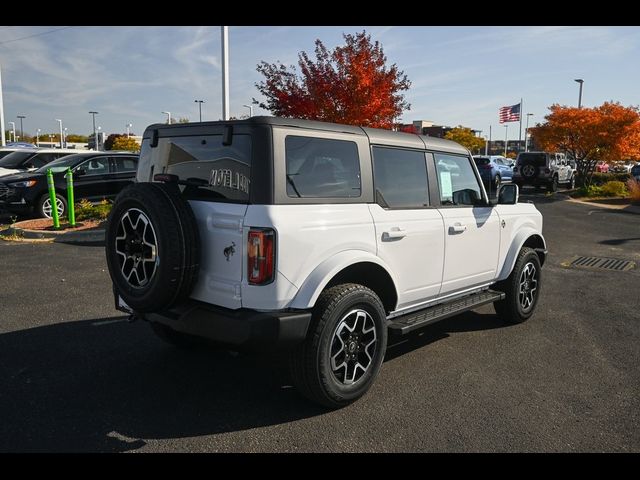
[1,192,639,452]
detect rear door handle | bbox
[382,228,407,241]
[449,223,467,234]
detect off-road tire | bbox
[494,247,542,324]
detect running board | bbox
[387,290,505,336]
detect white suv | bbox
[106,117,547,408]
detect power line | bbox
[0,26,73,46]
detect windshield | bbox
[473,157,491,166]
[36,154,86,173]
[0,151,34,169]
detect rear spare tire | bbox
[105,182,200,312]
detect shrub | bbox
[576,184,603,197]
[600,181,628,197]
[589,172,631,186]
[627,178,640,203]
[75,199,112,221]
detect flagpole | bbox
[518,98,523,153]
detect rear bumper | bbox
[513,175,552,186]
[127,296,312,351]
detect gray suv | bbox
[513,151,575,191]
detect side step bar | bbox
[387,289,505,336]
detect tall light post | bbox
[63,127,68,147]
[17,115,25,141]
[36,128,41,147]
[48,134,54,146]
[97,126,102,151]
[162,111,171,124]
[574,79,584,108]
[8,121,15,142]
[89,111,98,151]
[194,100,204,122]
[221,26,230,121]
[126,123,132,138]
[55,119,63,148]
[243,104,254,118]
[503,124,508,157]
[525,113,534,152]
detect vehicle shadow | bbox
[385,310,509,361]
[0,317,325,452]
[599,237,640,246]
[0,310,509,452]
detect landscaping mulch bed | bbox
[13,218,106,232]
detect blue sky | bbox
[1,26,639,140]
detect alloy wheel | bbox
[330,308,377,385]
[114,208,158,288]
[518,262,538,312]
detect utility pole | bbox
[17,115,25,142]
[195,100,204,122]
[89,111,99,151]
[221,26,229,121]
[0,64,5,147]
[55,119,63,148]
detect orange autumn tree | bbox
[531,102,640,185]
[255,31,411,129]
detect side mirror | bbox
[498,184,519,205]
[75,167,86,176]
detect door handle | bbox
[382,228,407,241]
[449,223,467,234]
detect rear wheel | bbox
[569,175,576,189]
[548,176,559,192]
[494,247,542,324]
[494,174,501,193]
[289,284,388,408]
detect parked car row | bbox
[0,151,139,219]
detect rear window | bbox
[164,135,252,202]
[517,153,548,166]
[473,157,491,166]
[285,136,361,198]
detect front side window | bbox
[434,153,482,206]
[372,147,429,208]
[79,157,109,175]
[285,136,361,198]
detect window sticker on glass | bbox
[440,171,453,198]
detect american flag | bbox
[499,103,521,123]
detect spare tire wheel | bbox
[105,182,200,313]
[521,162,537,178]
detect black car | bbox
[0,148,79,177]
[0,151,138,218]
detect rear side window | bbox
[113,157,138,173]
[165,135,252,202]
[372,147,429,208]
[285,136,361,198]
[473,157,491,166]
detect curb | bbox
[0,225,105,245]
[566,197,640,215]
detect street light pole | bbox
[504,124,508,157]
[242,104,253,118]
[525,113,534,152]
[55,119,63,148]
[36,128,41,147]
[221,26,229,121]
[8,121,15,142]
[126,123,132,138]
[17,115,25,141]
[574,79,584,108]
[89,111,98,151]
[63,127,68,147]
[194,100,204,122]
[162,111,171,124]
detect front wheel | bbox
[37,193,67,219]
[494,247,542,324]
[548,176,559,192]
[569,175,576,189]
[289,283,388,408]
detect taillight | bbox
[247,228,275,285]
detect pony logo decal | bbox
[224,242,236,261]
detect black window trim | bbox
[370,144,433,210]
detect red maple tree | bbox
[255,31,411,129]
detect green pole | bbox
[46,168,60,229]
[66,167,75,227]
